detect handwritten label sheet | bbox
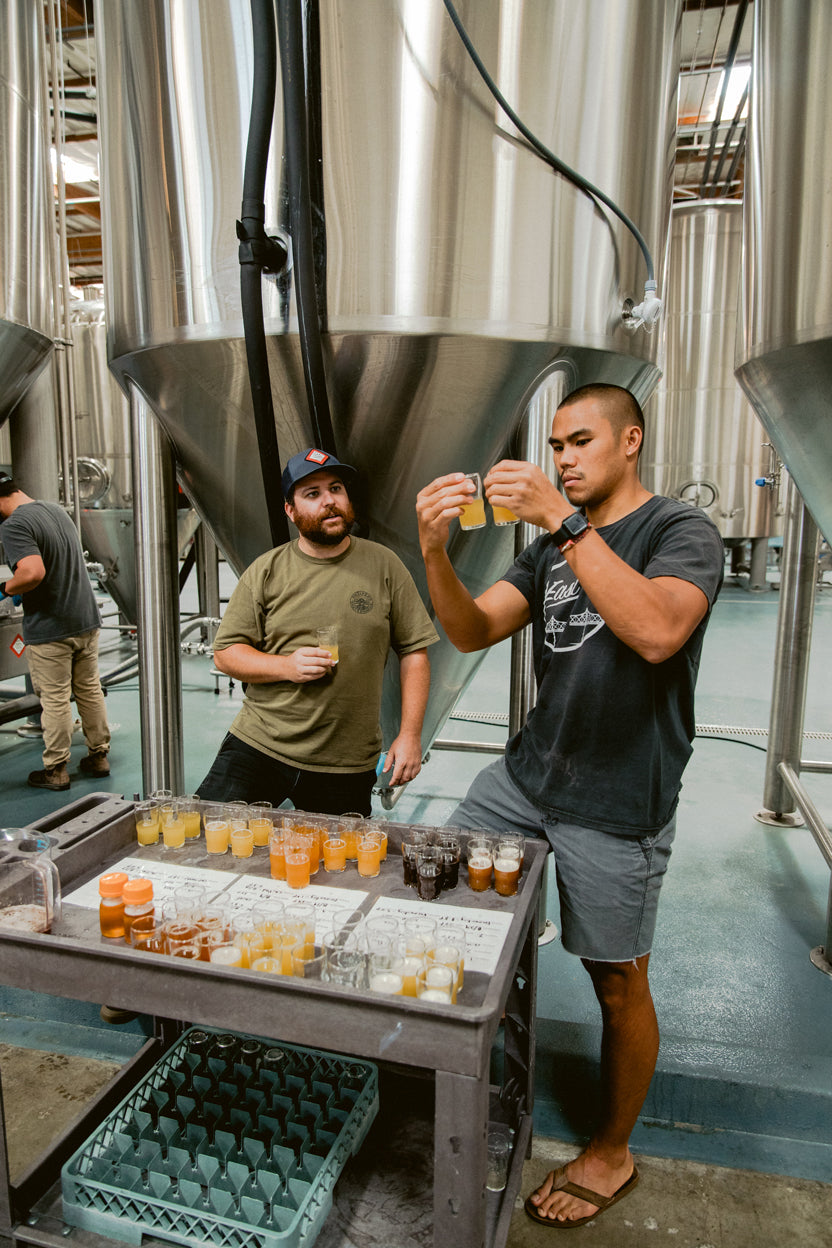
[366,895,513,975]
[63,857,368,941]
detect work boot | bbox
[28,763,71,791]
[100,1005,139,1025]
[80,751,111,777]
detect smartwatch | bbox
[551,511,592,551]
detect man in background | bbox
[197,448,438,815]
[0,472,111,791]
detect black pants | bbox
[196,733,376,816]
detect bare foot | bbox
[526,1147,635,1225]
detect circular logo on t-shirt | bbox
[350,590,373,614]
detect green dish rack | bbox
[61,1027,378,1248]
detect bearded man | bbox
[197,448,437,814]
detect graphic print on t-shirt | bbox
[542,553,604,653]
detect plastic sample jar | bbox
[99,872,129,940]
[122,878,154,944]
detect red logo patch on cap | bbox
[305,449,330,466]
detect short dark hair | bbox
[0,473,17,499]
[558,383,645,439]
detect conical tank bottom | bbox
[0,323,52,425]
[112,330,658,751]
[81,507,201,626]
[736,340,832,546]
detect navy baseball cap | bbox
[281,448,357,499]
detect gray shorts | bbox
[449,758,676,962]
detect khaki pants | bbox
[26,630,110,769]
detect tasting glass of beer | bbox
[316,626,339,664]
[458,472,486,530]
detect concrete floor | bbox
[2,1050,831,1247]
[1,556,831,1243]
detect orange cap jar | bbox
[99,871,128,940]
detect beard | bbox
[292,502,355,546]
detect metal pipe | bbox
[45,0,80,529]
[195,525,221,644]
[756,479,820,823]
[777,762,832,975]
[129,382,184,795]
[431,739,505,755]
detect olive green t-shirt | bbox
[215,538,438,772]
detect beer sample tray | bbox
[61,1028,379,1248]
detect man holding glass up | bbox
[416,384,724,1228]
[198,449,438,815]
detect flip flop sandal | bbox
[524,1163,640,1229]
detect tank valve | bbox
[622,279,663,332]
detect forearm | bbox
[397,649,431,735]
[422,550,495,652]
[214,643,296,683]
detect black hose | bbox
[442,0,656,282]
[238,0,290,548]
[276,0,336,451]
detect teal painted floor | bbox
[1,566,831,1184]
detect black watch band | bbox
[551,511,591,550]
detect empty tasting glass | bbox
[253,902,285,956]
[325,943,364,987]
[400,948,426,997]
[292,943,327,980]
[209,940,245,968]
[174,883,207,922]
[436,921,467,990]
[285,903,316,950]
[458,472,486,530]
[230,911,266,967]
[128,914,166,954]
[251,954,282,974]
[367,952,404,995]
[248,801,273,847]
[403,916,436,956]
[417,962,455,1003]
[134,800,160,845]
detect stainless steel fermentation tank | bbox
[737,0,832,547]
[95,0,680,751]
[71,302,200,625]
[643,202,784,563]
[0,0,54,425]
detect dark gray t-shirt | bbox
[0,501,100,644]
[502,495,725,836]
